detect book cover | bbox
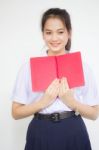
[30,51,85,91]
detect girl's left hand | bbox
[58,77,76,109]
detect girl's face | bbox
[43,17,71,56]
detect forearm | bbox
[12,93,56,120]
[12,100,43,120]
[69,99,99,120]
[12,78,60,120]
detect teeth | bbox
[51,43,60,46]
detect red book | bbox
[30,51,85,91]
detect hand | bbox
[40,78,60,109]
[58,77,76,109]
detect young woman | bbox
[11,8,99,150]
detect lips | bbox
[50,43,60,47]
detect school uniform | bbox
[11,52,99,150]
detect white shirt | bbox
[11,52,99,114]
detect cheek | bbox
[60,36,68,43]
[44,35,51,42]
[64,34,70,42]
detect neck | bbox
[47,49,68,56]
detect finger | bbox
[59,80,64,95]
[49,84,59,98]
[60,78,66,92]
[48,79,60,96]
[47,78,59,91]
[62,77,69,89]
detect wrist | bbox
[69,98,78,111]
[37,95,49,110]
[71,100,80,115]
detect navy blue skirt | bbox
[25,115,92,150]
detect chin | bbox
[54,48,64,52]
[50,47,61,52]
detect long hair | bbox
[41,8,72,51]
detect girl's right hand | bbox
[39,78,60,109]
[12,79,59,119]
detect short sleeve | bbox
[81,64,99,106]
[11,63,30,104]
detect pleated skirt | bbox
[24,115,92,150]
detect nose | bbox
[51,33,58,41]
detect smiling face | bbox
[43,17,71,56]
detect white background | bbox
[0,0,99,150]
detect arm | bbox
[59,77,99,120]
[12,79,60,120]
[66,97,99,120]
[72,101,99,120]
[12,100,43,120]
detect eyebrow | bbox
[44,28,65,31]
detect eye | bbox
[46,32,51,35]
[58,31,64,34]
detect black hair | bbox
[41,8,72,51]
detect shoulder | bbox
[19,61,29,71]
[82,62,98,92]
[82,62,94,80]
[16,61,31,81]
[18,61,30,73]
